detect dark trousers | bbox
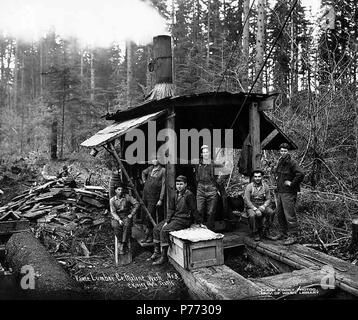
[197,183,218,230]
[153,219,192,246]
[247,207,274,234]
[276,193,298,235]
[143,198,163,231]
[111,217,132,243]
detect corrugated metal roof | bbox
[81,110,166,148]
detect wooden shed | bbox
[81,90,296,224]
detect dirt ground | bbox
[56,221,190,300]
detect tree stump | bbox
[114,235,132,266]
[349,218,358,253]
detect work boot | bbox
[262,228,275,240]
[283,236,297,246]
[153,246,168,265]
[252,232,260,242]
[147,243,161,261]
[118,243,124,255]
[267,232,286,241]
[122,242,128,254]
[145,234,153,243]
[141,229,150,243]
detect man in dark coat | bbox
[110,182,140,254]
[150,175,201,265]
[272,143,305,245]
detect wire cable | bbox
[215,0,256,93]
[228,0,299,131]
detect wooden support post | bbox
[166,108,176,218]
[107,143,157,227]
[349,218,358,253]
[249,102,261,171]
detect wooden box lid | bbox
[170,226,224,243]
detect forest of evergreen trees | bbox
[0,0,357,192]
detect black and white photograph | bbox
[0,0,357,310]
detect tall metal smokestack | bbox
[146,35,175,100]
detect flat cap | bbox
[176,175,187,183]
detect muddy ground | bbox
[54,221,190,300]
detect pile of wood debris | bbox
[0,179,109,255]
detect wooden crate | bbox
[168,227,224,270]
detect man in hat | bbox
[244,170,274,241]
[193,145,224,231]
[110,182,140,254]
[58,165,69,178]
[150,175,200,265]
[57,165,77,188]
[271,143,305,245]
[141,155,166,243]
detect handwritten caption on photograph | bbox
[75,272,181,289]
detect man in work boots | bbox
[110,183,140,254]
[141,155,166,244]
[271,143,305,245]
[244,170,274,241]
[149,175,200,265]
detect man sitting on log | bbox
[110,182,140,254]
[244,170,274,241]
[149,175,201,265]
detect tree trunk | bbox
[40,40,43,97]
[207,0,211,70]
[13,40,18,110]
[254,0,265,93]
[90,50,95,101]
[20,54,25,154]
[126,40,133,107]
[50,118,58,160]
[6,232,81,299]
[242,0,250,91]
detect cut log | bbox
[169,257,265,300]
[22,210,50,219]
[6,232,82,299]
[79,195,105,208]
